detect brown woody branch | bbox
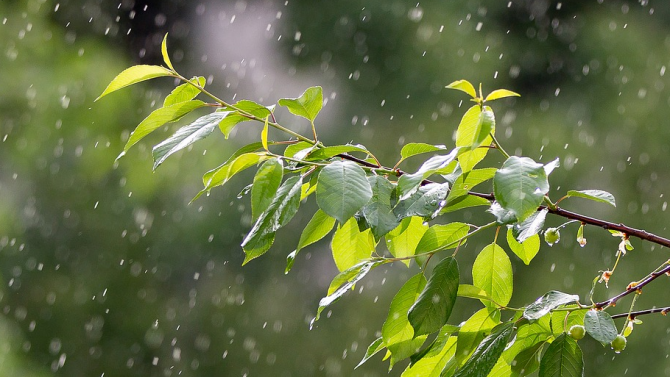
[611,306,670,320]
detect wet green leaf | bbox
[493,156,550,222]
[317,161,373,224]
[453,322,514,377]
[361,176,399,239]
[566,190,616,207]
[523,291,580,320]
[455,307,501,365]
[408,257,459,337]
[397,149,459,198]
[584,310,618,345]
[539,334,583,377]
[394,183,449,219]
[251,159,284,220]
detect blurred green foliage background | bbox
[2,0,670,375]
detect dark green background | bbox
[1,0,670,375]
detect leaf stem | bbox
[489,132,510,159]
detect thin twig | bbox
[611,306,670,320]
[594,264,670,309]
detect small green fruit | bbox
[568,325,586,340]
[610,334,627,353]
[544,228,560,246]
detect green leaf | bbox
[446,79,477,98]
[118,100,206,158]
[493,156,550,222]
[163,77,205,106]
[251,159,284,220]
[485,89,520,102]
[317,161,373,224]
[442,195,490,213]
[445,168,497,206]
[312,260,382,327]
[331,217,376,271]
[96,65,173,101]
[278,86,323,122]
[385,217,428,267]
[504,318,552,363]
[284,141,314,158]
[511,341,544,376]
[361,176,400,239]
[402,336,457,377]
[453,322,514,377]
[511,208,548,242]
[583,310,618,345]
[195,152,269,199]
[242,176,303,264]
[523,291,580,320]
[261,116,269,150]
[393,183,450,219]
[506,228,540,265]
[566,190,616,207]
[457,284,496,303]
[219,100,273,138]
[151,111,226,169]
[408,256,459,337]
[538,334,584,377]
[356,337,385,369]
[305,144,369,160]
[455,307,501,366]
[459,106,495,150]
[399,143,448,161]
[161,33,175,70]
[286,209,336,273]
[457,140,491,173]
[397,149,459,198]
[415,222,470,254]
[382,273,428,368]
[472,243,513,307]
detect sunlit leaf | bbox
[503,317,552,363]
[242,176,303,264]
[399,143,448,161]
[286,209,336,273]
[485,89,520,102]
[195,152,269,200]
[415,222,470,254]
[163,76,205,106]
[382,273,428,368]
[538,334,583,377]
[584,310,618,345]
[455,307,501,366]
[506,228,540,265]
[118,100,206,158]
[453,322,514,377]
[152,111,226,169]
[356,337,385,369]
[219,100,274,138]
[566,190,616,207]
[96,65,173,101]
[305,144,369,160]
[161,33,175,71]
[446,79,477,98]
[251,158,284,220]
[457,284,496,303]
[385,217,428,267]
[408,256,459,337]
[493,156,550,222]
[278,86,323,122]
[317,161,373,224]
[331,217,376,271]
[445,168,497,206]
[523,291,580,320]
[261,116,269,150]
[511,341,544,376]
[459,105,495,151]
[472,243,513,307]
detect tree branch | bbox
[611,306,670,320]
[594,264,670,309]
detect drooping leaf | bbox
[118,100,206,158]
[538,334,584,377]
[442,195,490,213]
[453,322,514,377]
[506,228,540,265]
[485,89,520,102]
[393,182,449,219]
[331,217,376,271]
[382,273,428,368]
[385,217,428,267]
[242,176,303,264]
[566,190,616,207]
[504,317,552,363]
[163,76,205,106]
[96,65,173,101]
[493,156,550,222]
[457,284,496,303]
[523,291,580,320]
[312,260,382,326]
[152,111,227,169]
[397,149,459,198]
[446,79,477,98]
[251,158,284,220]
[583,310,618,345]
[161,33,175,70]
[408,257,459,337]
[455,307,501,366]
[511,208,548,242]
[286,209,336,273]
[305,144,369,161]
[219,100,274,138]
[278,86,323,122]
[317,161,373,224]
[261,116,269,150]
[472,243,513,307]
[361,176,400,239]
[356,337,385,369]
[398,143,448,163]
[415,222,470,254]
[195,151,269,200]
